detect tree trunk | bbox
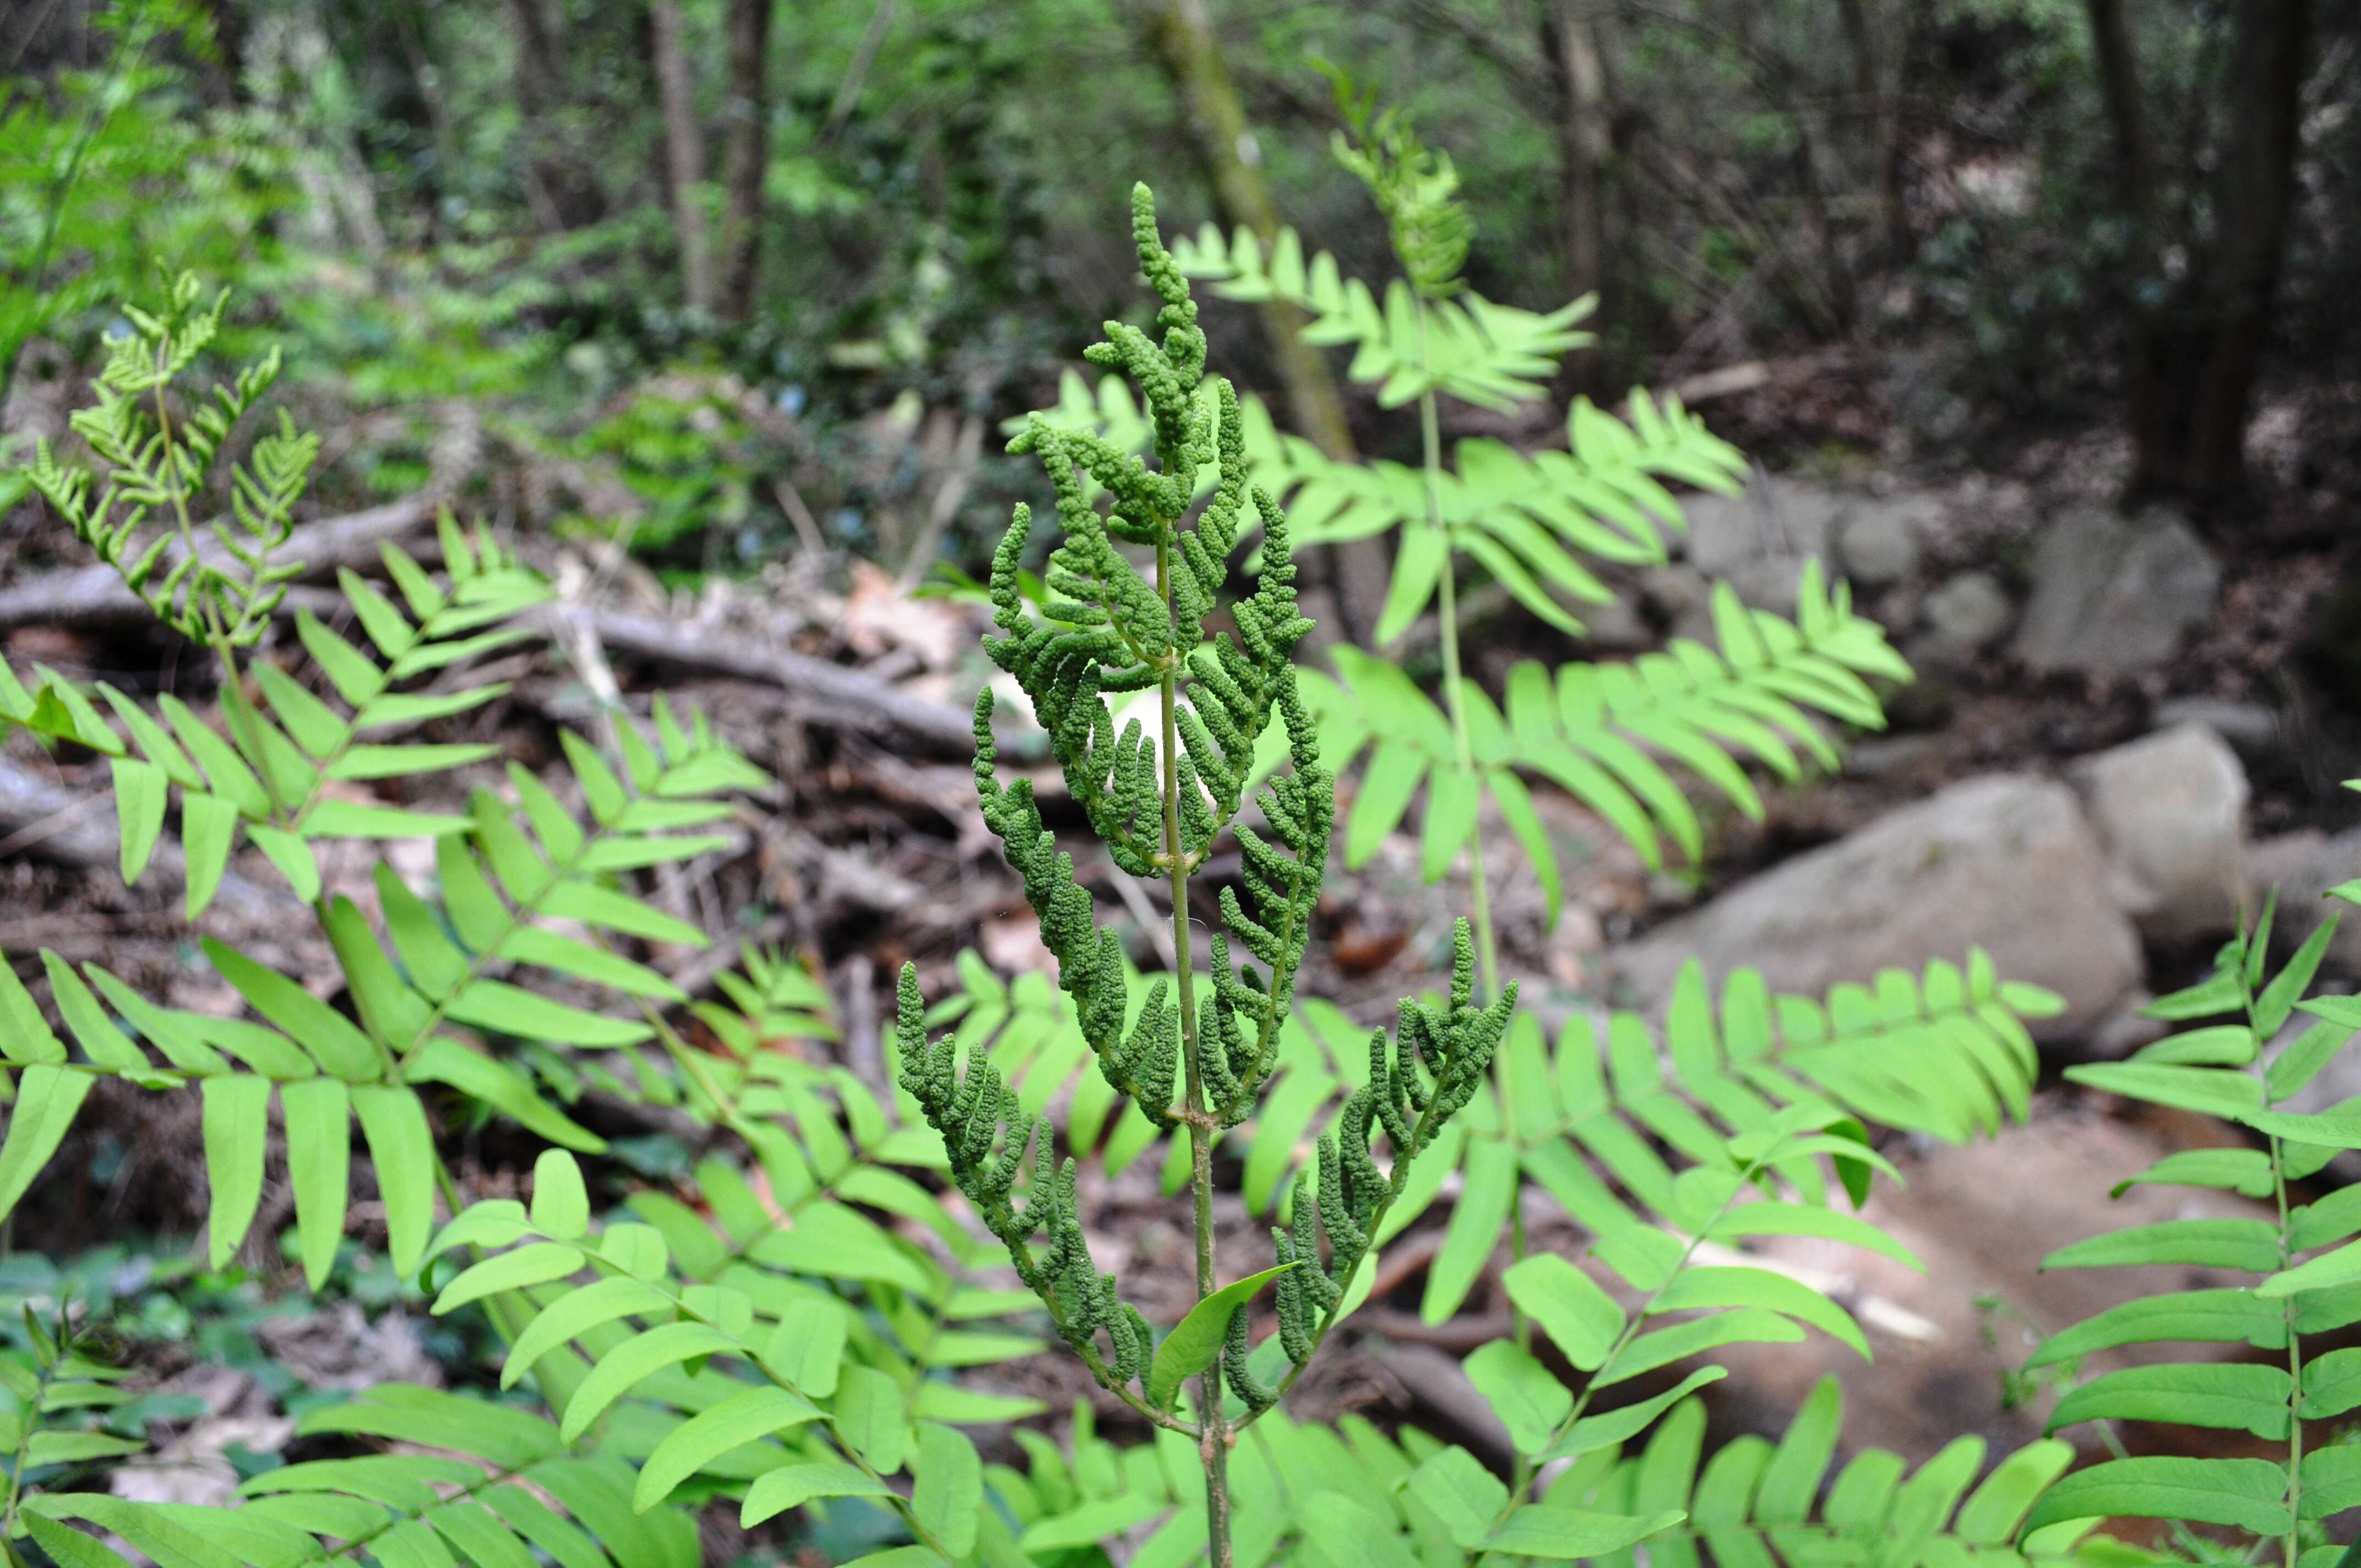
[2107,0,2309,499]
[1541,0,1609,314]
[1139,0,1391,643]
[1835,0,1908,260]
[2182,0,2309,492]
[2084,0,2157,212]
[716,0,773,324]
[507,0,600,228]
[1141,0,1356,462]
[649,0,714,313]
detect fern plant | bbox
[1161,90,1908,993]
[890,182,1524,1565]
[0,273,776,1282]
[2019,867,2361,1568]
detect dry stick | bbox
[769,475,828,556]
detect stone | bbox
[1681,477,1845,577]
[1612,774,2142,1041]
[1683,477,1944,604]
[1705,1103,2277,1462]
[2012,505,2221,678]
[1835,497,1933,587]
[2153,696,2281,761]
[1638,563,1715,644]
[2068,722,2249,941]
[1916,571,2014,663]
[2248,829,2361,972]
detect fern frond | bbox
[0,524,550,916]
[1311,562,1911,918]
[418,1152,1007,1558]
[24,1385,700,1568]
[17,274,305,648]
[2025,899,2361,1558]
[0,1308,151,1542]
[1545,1379,2131,1568]
[1169,222,1592,413]
[0,676,768,1284]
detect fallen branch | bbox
[0,754,291,922]
[0,493,443,634]
[552,604,980,755]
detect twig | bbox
[893,413,983,591]
[1107,851,1179,971]
[0,793,102,861]
[839,953,883,1091]
[0,754,289,921]
[770,475,828,556]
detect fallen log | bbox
[0,493,443,634]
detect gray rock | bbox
[1835,498,1934,587]
[2248,829,2361,971]
[1917,571,2014,662]
[1682,477,1845,577]
[1638,563,1715,644]
[2012,506,2221,678]
[2153,696,2281,761]
[1613,774,2142,1040]
[2069,722,2249,941]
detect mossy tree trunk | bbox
[1138,0,1392,645]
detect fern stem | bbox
[2278,1130,2303,1568]
[0,1321,57,1543]
[1160,527,1236,1568]
[1414,311,1499,1002]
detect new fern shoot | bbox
[891,184,1514,1567]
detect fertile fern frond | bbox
[894,964,1156,1401]
[18,273,307,648]
[973,184,1321,1128]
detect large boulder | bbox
[1613,774,2142,1040]
[2069,722,2249,941]
[2012,505,2221,678]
